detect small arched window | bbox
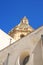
[19,51,30,65]
[20,34,25,38]
[23,55,30,65]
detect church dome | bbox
[15,16,34,32]
[8,16,34,41]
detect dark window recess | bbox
[41,35,43,39]
[23,55,30,65]
[3,53,10,65]
[41,35,43,45]
[20,34,25,38]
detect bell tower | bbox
[9,16,34,41]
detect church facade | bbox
[0,17,43,65]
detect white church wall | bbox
[0,26,43,65]
[34,40,43,65]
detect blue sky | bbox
[0,0,43,33]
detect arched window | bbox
[20,34,25,38]
[23,55,30,65]
[19,51,30,65]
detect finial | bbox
[21,16,29,25]
[23,16,27,18]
